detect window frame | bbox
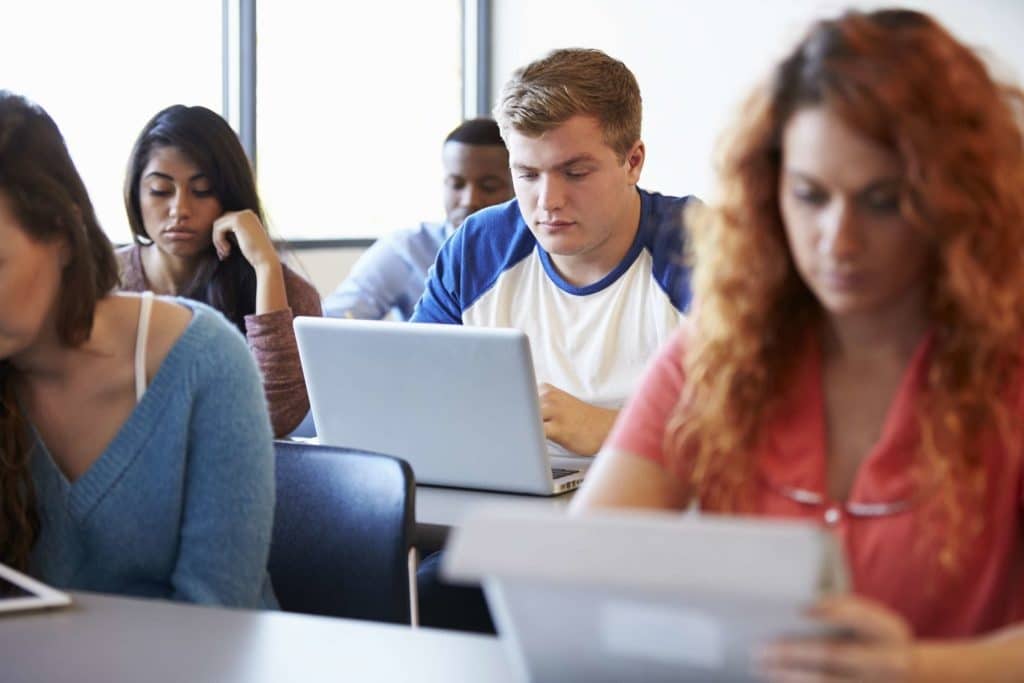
[224,0,490,250]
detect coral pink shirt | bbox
[607,327,1024,638]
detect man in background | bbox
[323,118,512,320]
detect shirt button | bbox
[823,506,841,526]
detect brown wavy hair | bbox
[0,92,119,571]
[670,9,1024,568]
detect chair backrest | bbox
[269,440,416,624]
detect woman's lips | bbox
[821,269,867,291]
[162,227,197,240]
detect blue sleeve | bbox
[410,233,464,324]
[648,193,698,313]
[170,319,276,607]
[410,200,532,324]
[323,235,411,320]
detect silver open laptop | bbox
[445,506,850,683]
[293,317,586,496]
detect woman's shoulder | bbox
[97,293,193,388]
[143,296,254,378]
[147,294,193,346]
[666,316,694,357]
[114,243,146,291]
[114,243,138,267]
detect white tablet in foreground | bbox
[444,506,849,683]
[0,562,72,614]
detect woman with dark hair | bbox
[0,91,276,607]
[120,105,321,437]
[574,9,1024,680]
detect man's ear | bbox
[624,140,645,184]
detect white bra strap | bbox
[135,291,155,404]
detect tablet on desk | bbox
[0,562,71,614]
[444,507,849,683]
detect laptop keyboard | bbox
[551,467,580,479]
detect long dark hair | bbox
[0,91,120,571]
[124,105,264,332]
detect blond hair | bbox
[494,48,641,159]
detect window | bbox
[256,1,463,240]
[3,1,222,245]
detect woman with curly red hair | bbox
[575,8,1024,681]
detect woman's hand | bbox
[756,595,916,682]
[213,209,288,315]
[212,209,280,272]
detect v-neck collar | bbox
[759,329,935,506]
[28,304,202,522]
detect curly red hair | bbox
[669,9,1024,568]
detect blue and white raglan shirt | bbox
[411,188,694,412]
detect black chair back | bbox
[269,440,416,624]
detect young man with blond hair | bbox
[413,48,695,457]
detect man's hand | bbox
[538,383,618,456]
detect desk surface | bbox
[0,592,515,683]
[416,454,588,530]
[288,436,583,531]
[416,484,576,529]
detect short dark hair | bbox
[124,105,264,333]
[444,118,506,147]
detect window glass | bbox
[257,1,463,240]
[3,1,222,245]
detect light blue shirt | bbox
[324,221,453,320]
[29,301,277,609]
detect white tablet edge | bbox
[0,562,72,613]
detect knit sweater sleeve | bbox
[243,264,322,437]
[171,311,276,607]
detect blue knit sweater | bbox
[28,301,277,608]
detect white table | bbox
[416,453,588,529]
[416,485,575,529]
[0,592,516,683]
[283,436,584,546]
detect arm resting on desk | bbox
[570,448,690,512]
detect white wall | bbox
[295,1,1024,299]
[491,0,1024,201]
[284,247,365,299]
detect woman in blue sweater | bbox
[0,91,276,608]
